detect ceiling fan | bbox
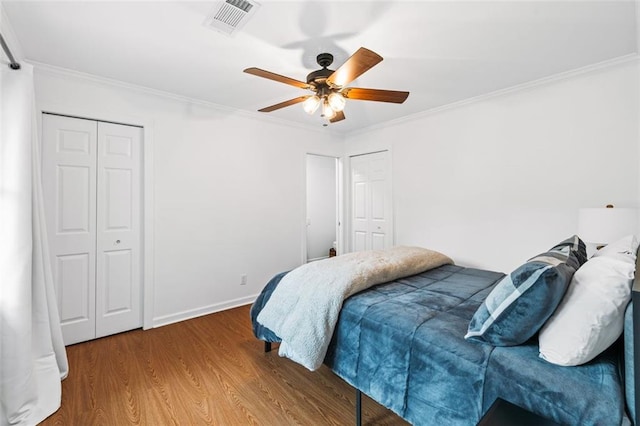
[244,47,409,124]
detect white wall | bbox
[29,57,640,324]
[33,66,343,326]
[306,154,337,261]
[346,60,639,273]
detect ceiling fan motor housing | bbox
[306,68,334,87]
[307,53,336,88]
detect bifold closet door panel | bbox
[95,122,142,338]
[42,114,98,345]
[43,115,143,345]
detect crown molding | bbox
[29,60,342,138]
[28,51,638,142]
[347,53,640,139]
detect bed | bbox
[250,240,639,425]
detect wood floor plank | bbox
[40,305,408,425]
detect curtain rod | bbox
[0,33,21,70]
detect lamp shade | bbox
[322,101,336,119]
[578,207,638,245]
[328,92,346,112]
[302,95,320,114]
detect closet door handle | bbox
[115,240,121,244]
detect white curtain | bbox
[0,63,68,425]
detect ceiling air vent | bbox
[204,0,261,36]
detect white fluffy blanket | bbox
[256,246,453,370]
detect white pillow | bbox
[538,255,635,366]
[592,234,638,264]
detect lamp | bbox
[578,205,638,247]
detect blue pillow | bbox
[465,235,585,346]
[551,234,588,266]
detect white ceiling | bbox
[3,1,638,134]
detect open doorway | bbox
[306,154,339,262]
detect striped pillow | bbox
[465,236,586,346]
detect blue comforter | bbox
[251,264,629,425]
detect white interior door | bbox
[43,114,142,345]
[95,122,142,338]
[42,114,98,345]
[350,151,392,252]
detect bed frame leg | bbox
[356,388,362,426]
[264,341,271,353]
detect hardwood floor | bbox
[41,305,408,425]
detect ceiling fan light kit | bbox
[244,47,409,125]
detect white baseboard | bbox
[152,294,259,328]
[307,255,330,262]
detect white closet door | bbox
[42,114,98,345]
[350,151,392,252]
[43,115,143,345]
[95,122,142,338]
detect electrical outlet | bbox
[240,274,247,285]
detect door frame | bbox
[345,148,394,253]
[38,102,155,331]
[302,152,344,264]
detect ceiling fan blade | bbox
[258,96,310,112]
[342,87,409,104]
[327,47,383,88]
[330,110,345,123]
[244,67,312,90]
